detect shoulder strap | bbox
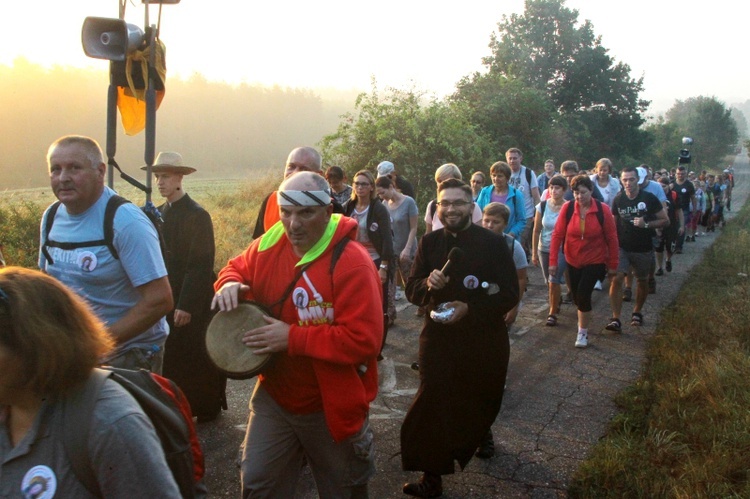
[329,237,350,274]
[62,368,112,497]
[41,201,62,265]
[594,199,604,228]
[540,200,547,218]
[429,199,437,219]
[503,234,515,257]
[104,195,130,260]
[525,166,532,185]
[565,199,575,224]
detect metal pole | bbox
[144,25,157,204]
[106,64,118,188]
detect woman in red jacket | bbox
[549,175,619,348]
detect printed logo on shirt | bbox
[294,272,334,326]
[21,465,57,499]
[463,275,480,290]
[637,202,647,212]
[293,287,309,309]
[76,250,98,272]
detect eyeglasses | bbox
[436,200,471,208]
[353,182,371,187]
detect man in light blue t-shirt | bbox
[39,135,173,373]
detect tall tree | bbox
[665,96,739,169]
[476,0,649,167]
[320,84,494,203]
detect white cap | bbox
[637,167,648,184]
[377,161,395,178]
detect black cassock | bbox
[402,223,519,474]
[160,194,225,419]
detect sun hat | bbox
[140,152,196,174]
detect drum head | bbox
[205,302,272,379]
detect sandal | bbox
[631,312,644,327]
[605,318,622,332]
[546,314,558,327]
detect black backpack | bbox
[41,195,167,265]
[61,368,207,498]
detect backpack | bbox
[62,367,206,498]
[41,195,167,265]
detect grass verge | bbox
[569,207,750,498]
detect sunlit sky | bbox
[2,0,748,114]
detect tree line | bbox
[322,0,744,198]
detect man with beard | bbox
[401,178,519,497]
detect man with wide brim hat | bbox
[141,151,197,175]
[146,151,226,421]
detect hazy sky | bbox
[2,1,747,114]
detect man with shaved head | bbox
[252,146,324,239]
[214,171,383,497]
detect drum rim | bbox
[205,301,274,380]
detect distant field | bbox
[1,173,279,269]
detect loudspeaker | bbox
[82,17,144,61]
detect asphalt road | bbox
[197,153,747,498]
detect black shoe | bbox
[655,268,664,276]
[403,473,443,498]
[561,292,573,304]
[666,260,672,272]
[648,278,656,294]
[196,409,221,424]
[622,288,632,302]
[475,430,495,459]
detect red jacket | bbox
[215,214,383,441]
[549,200,619,270]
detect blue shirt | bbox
[40,187,168,355]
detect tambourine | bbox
[205,301,273,379]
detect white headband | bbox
[277,190,332,206]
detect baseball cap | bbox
[377,161,395,178]
[636,167,648,184]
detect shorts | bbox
[617,248,653,281]
[538,249,567,284]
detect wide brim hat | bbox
[140,152,196,174]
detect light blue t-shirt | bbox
[642,180,667,203]
[39,187,168,355]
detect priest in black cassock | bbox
[145,152,226,422]
[401,178,519,497]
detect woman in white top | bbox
[590,158,621,208]
[531,175,569,327]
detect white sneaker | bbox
[394,288,405,301]
[575,331,588,348]
[593,280,603,291]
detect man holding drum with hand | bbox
[212,171,383,498]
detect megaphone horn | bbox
[82,17,145,62]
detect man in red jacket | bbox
[213,171,383,498]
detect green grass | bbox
[569,207,750,498]
[0,171,280,270]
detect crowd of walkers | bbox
[1,135,738,498]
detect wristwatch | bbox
[644,222,649,229]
